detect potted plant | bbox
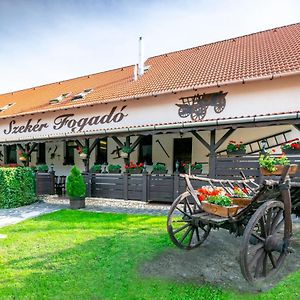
[230,186,252,208]
[90,164,102,173]
[184,162,203,175]
[120,146,132,158]
[108,164,121,174]
[226,140,246,155]
[36,164,49,173]
[66,166,86,209]
[152,163,167,174]
[197,186,239,217]
[17,149,28,161]
[259,150,298,175]
[281,139,300,154]
[76,146,88,159]
[125,161,144,174]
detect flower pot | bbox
[226,149,246,156]
[231,197,252,208]
[127,169,142,174]
[152,170,168,175]
[69,197,85,209]
[201,201,239,217]
[109,169,121,174]
[283,148,300,154]
[260,164,298,176]
[191,169,202,175]
[19,156,27,161]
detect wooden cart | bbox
[167,165,299,283]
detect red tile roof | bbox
[0,22,300,119]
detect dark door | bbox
[173,138,192,172]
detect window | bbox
[71,88,93,101]
[138,135,152,164]
[37,143,46,164]
[49,93,71,105]
[5,145,17,164]
[0,103,15,112]
[63,141,75,165]
[95,138,107,164]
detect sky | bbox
[0,0,299,94]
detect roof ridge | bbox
[148,22,300,60]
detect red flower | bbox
[272,149,276,153]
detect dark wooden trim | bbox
[75,139,83,149]
[130,136,143,151]
[294,124,300,132]
[111,136,124,148]
[215,128,235,150]
[28,142,38,156]
[17,144,25,152]
[192,131,210,151]
[209,130,216,178]
[84,138,90,173]
[88,138,100,155]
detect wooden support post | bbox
[130,136,143,151]
[125,136,130,165]
[214,128,235,150]
[294,124,300,132]
[111,136,124,148]
[84,138,90,173]
[209,130,216,178]
[25,143,30,167]
[191,131,210,151]
[88,138,100,156]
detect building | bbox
[0,22,299,182]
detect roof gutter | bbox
[1,70,300,120]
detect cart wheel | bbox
[191,105,207,121]
[178,107,190,118]
[214,98,226,113]
[240,200,289,283]
[167,191,211,250]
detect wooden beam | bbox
[84,138,90,173]
[214,128,235,151]
[111,136,124,148]
[191,131,210,151]
[28,142,38,156]
[209,130,216,178]
[130,136,143,151]
[16,144,25,152]
[75,139,83,149]
[88,138,100,155]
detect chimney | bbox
[138,36,144,76]
[133,64,138,81]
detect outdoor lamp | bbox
[260,139,268,155]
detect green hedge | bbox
[0,167,37,208]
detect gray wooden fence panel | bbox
[148,175,174,202]
[36,172,55,195]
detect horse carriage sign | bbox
[176,91,227,121]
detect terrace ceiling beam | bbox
[214,128,236,151]
[88,138,100,156]
[191,131,210,151]
[75,139,84,149]
[111,136,124,148]
[130,136,143,151]
[28,142,38,156]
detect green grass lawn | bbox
[0,210,300,300]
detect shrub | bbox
[108,164,121,172]
[66,166,86,198]
[90,164,102,173]
[36,164,48,172]
[0,167,37,208]
[152,163,167,172]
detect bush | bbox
[36,164,48,172]
[66,166,86,198]
[90,164,102,173]
[152,163,167,172]
[108,164,121,173]
[0,167,37,208]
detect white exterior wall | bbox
[0,74,299,175]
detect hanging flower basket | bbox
[283,148,300,154]
[260,164,298,176]
[19,156,27,161]
[79,153,88,159]
[201,201,239,217]
[226,149,246,156]
[120,151,128,158]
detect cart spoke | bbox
[173,223,190,234]
[265,209,273,235]
[179,226,192,244]
[195,227,200,242]
[254,251,266,278]
[249,248,264,271]
[268,252,277,268]
[185,199,193,215]
[175,206,192,219]
[259,218,267,238]
[249,242,264,255]
[251,232,265,243]
[188,228,195,246]
[270,210,283,233]
[262,252,268,277]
